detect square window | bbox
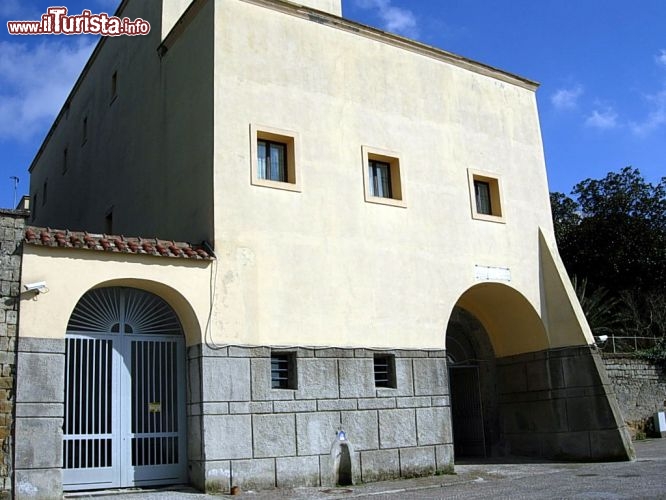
[82,116,88,145]
[105,208,113,234]
[474,180,491,215]
[368,160,392,198]
[110,70,118,103]
[251,124,300,192]
[258,139,287,182]
[373,354,396,388]
[271,352,297,390]
[62,147,68,175]
[467,169,505,223]
[362,146,406,208]
[31,192,37,221]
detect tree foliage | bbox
[551,167,666,295]
[571,276,622,336]
[551,167,666,341]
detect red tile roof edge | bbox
[24,226,215,260]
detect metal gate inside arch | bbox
[63,287,187,491]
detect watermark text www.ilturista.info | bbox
[7,7,150,36]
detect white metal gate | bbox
[63,287,187,491]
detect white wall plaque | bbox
[474,265,511,282]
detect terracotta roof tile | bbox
[24,226,214,260]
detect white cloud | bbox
[584,107,618,130]
[0,38,95,142]
[656,49,666,68]
[628,51,666,135]
[630,86,666,136]
[585,52,666,136]
[354,0,419,38]
[551,85,583,110]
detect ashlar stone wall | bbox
[187,345,454,493]
[0,210,27,497]
[496,346,633,461]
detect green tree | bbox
[551,167,666,295]
[571,276,622,336]
[550,191,580,252]
[551,167,666,343]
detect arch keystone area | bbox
[454,282,548,358]
[89,278,203,346]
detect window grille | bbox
[373,354,396,388]
[271,353,295,389]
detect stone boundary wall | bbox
[602,354,666,437]
[187,345,454,493]
[0,210,28,497]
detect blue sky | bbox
[1,0,664,209]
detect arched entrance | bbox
[446,307,497,459]
[63,287,187,491]
[445,281,633,463]
[446,283,549,460]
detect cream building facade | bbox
[16,0,633,497]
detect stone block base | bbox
[497,345,634,461]
[188,344,453,493]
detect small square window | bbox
[368,160,392,198]
[373,354,396,388]
[271,352,297,390]
[467,169,505,223]
[82,116,88,145]
[362,146,406,208]
[62,147,68,175]
[258,139,287,182]
[105,208,114,234]
[31,192,38,221]
[474,180,491,215]
[110,71,118,103]
[251,124,300,192]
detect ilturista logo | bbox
[7,7,151,36]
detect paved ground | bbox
[68,439,666,499]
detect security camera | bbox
[24,281,47,292]
[596,335,608,343]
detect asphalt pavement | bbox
[67,438,666,500]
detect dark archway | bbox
[446,307,498,459]
[446,282,633,462]
[446,283,549,460]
